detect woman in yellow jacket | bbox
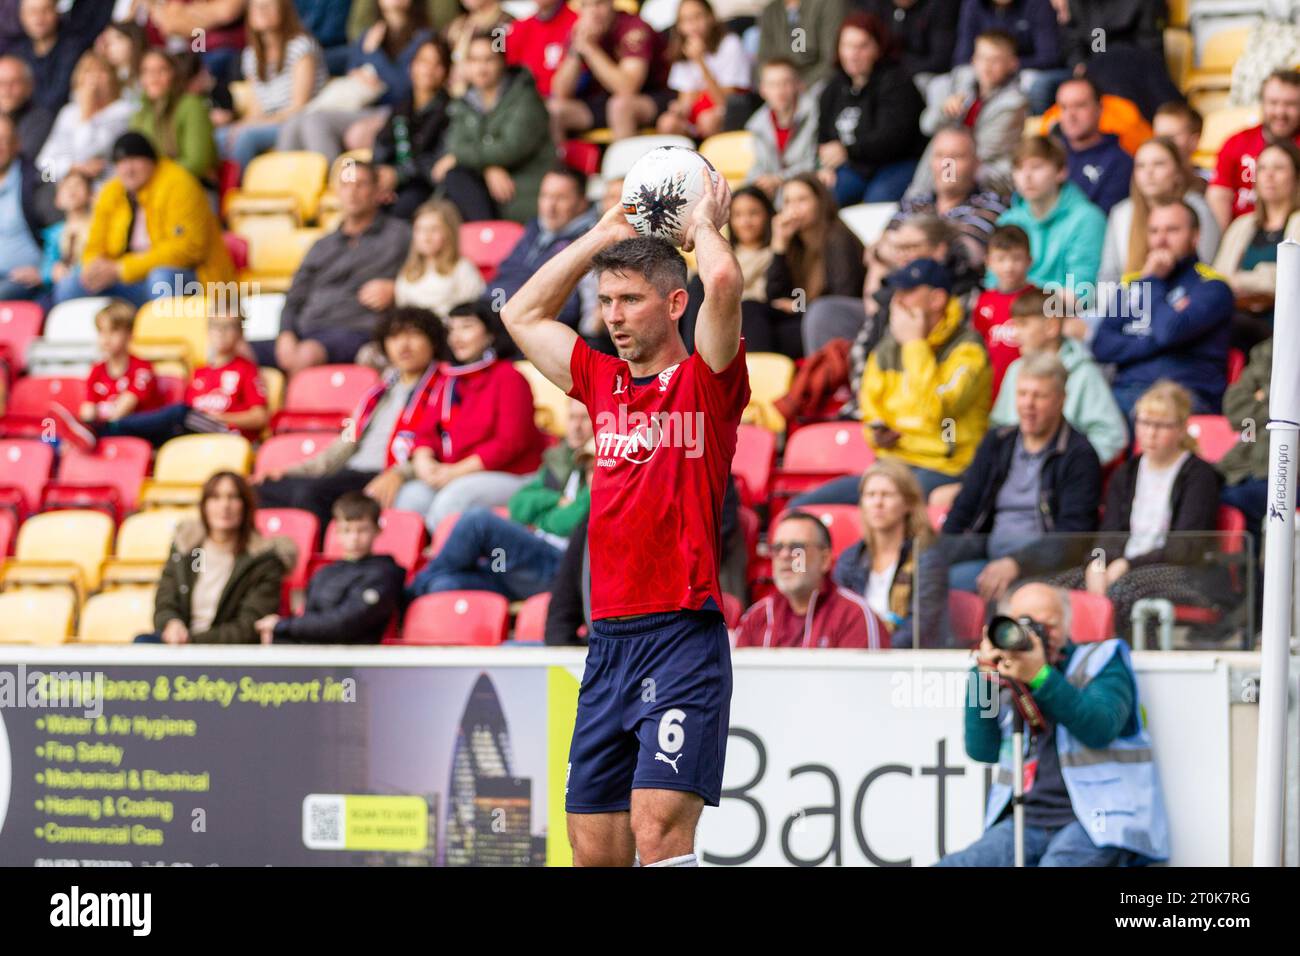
[53,133,234,307]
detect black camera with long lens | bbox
[987,614,1049,653]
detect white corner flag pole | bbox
[1253,239,1300,866]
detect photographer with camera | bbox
[936,582,1170,866]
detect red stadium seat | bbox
[722,592,743,630]
[514,591,550,643]
[738,504,759,582]
[1188,415,1238,464]
[0,438,55,519]
[772,503,861,558]
[949,590,986,648]
[429,511,460,555]
[927,502,950,531]
[0,507,14,557]
[562,140,601,176]
[1175,505,1249,627]
[255,508,319,592]
[771,422,874,500]
[272,364,379,433]
[732,423,775,507]
[399,591,509,645]
[0,301,43,371]
[1,376,85,438]
[253,432,333,480]
[1227,348,1245,385]
[1068,590,1115,643]
[223,232,249,271]
[323,508,426,572]
[460,220,525,282]
[42,436,152,519]
[155,375,186,407]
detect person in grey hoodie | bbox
[744,58,818,200]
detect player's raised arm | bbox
[500,204,637,392]
[683,173,743,373]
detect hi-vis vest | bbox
[984,639,1171,862]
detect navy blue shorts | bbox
[565,608,732,814]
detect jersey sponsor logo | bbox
[544,42,564,69]
[988,322,1018,347]
[593,407,705,464]
[220,370,241,394]
[654,752,682,773]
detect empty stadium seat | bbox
[1188,415,1238,463]
[399,591,509,645]
[561,139,600,176]
[78,587,155,643]
[273,364,379,433]
[100,508,196,587]
[4,508,115,594]
[138,434,252,508]
[42,435,152,519]
[601,134,695,180]
[1192,105,1259,169]
[513,591,550,643]
[786,503,861,558]
[224,150,329,225]
[323,508,426,573]
[133,296,209,370]
[254,432,333,480]
[241,227,325,293]
[460,220,526,282]
[1174,505,1251,630]
[1227,347,1246,385]
[0,438,55,519]
[0,588,75,644]
[743,352,795,432]
[1068,590,1115,643]
[0,508,14,557]
[1,376,85,438]
[1183,25,1251,94]
[771,422,874,498]
[699,131,755,186]
[839,202,899,246]
[25,296,110,374]
[949,590,987,647]
[261,367,286,419]
[0,300,43,371]
[514,360,572,436]
[242,292,286,342]
[731,423,776,507]
[255,508,319,591]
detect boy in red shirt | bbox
[973,224,1034,398]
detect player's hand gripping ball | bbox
[620,146,722,247]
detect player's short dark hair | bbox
[333,490,382,525]
[374,306,446,356]
[591,237,688,299]
[776,510,832,549]
[544,164,587,199]
[989,223,1030,253]
[1154,99,1203,135]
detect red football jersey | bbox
[972,286,1030,397]
[505,5,578,97]
[1210,125,1300,221]
[568,340,750,620]
[86,356,160,420]
[186,356,268,440]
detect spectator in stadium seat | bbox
[1152,100,1205,193]
[656,0,751,141]
[407,397,593,601]
[13,0,90,114]
[816,12,926,207]
[756,0,844,92]
[1212,140,1300,355]
[744,58,818,200]
[294,0,350,73]
[833,459,950,648]
[937,581,1169,866]
[991,289,1127,466]
[1049,75,1130,214]
[911,31,1026,198]
[482,166,597,332]
[394,199,484,318]
[258,491,406,645]
[736,509,887,648]
[433,32,551,224]
[445,0,512,97]
[0,113,49,302]
[796,258,991,507]
[504,0,577,99]
[36,168,91,290]
[393,301,546,531]
[994,135,1105,296]
[1057,0,1177,121]
[0,54,52,159]
[858,0,960,83]
[53,132,235,307]
[34,51,133,187]
[1051,380,1227,637]
[255,160,409,374]
[371,36,452,220]
[211,0,326,172]
[729,185,775,305]
[1218,337,1271,545]
[547,0,672,143]
[972,223,1032,395]
[1098,137,1219,290]
[939,351,1101,599]
[96,20,146,104]
[139,471,296,645]
[143,0,248,90]
[254,307,446,529]
[1091,200,1233,418]
[754,172,864,357]
[952,0,1064,115]
[129,49,218,186]
[276,0,432,164]
[1207,70,1300,232]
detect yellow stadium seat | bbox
[101,508,197,587]
[261,367,286,418]
[0,589,75,644]
[228,80,252,118]
[241,228,324,294]
[3,509,115,595]
[1165,28,1193,92]
[1168,0,1188,27]
[1183,26,1251,94]
[133,296,209,371]
[1192,105,1260,169]
[138,434,252,508]
[78,587,156,643]
[700,131,756,187]
[515,360,572,436]
[224,151,329,225]
[743,352,795,433]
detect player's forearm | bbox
[502,222,617,332]
[691,221,743,369]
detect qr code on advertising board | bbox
[302,795,346,850]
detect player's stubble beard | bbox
[611,318,674,366]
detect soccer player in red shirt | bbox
[1207,70,1300,230]
[502,174,748,867]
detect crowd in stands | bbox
[0,0,1289,651]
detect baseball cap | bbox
[886,258,953,293]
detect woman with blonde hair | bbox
[1097,136,1219,287]
[35,51,133,185]
[833,458,950,647]
[394,199,485,317]
[1053,380,1228,637]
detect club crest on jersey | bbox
[657,364,679,392]
[220,369,241,393]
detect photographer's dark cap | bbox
[886,258,953,293]
[111,132,158,163]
